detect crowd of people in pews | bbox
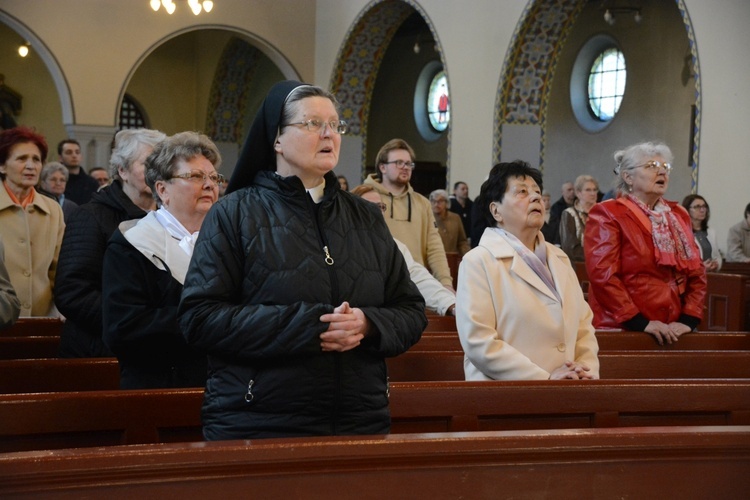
[1,83,750,441]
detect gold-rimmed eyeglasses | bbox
[170,170,225,185]
[638,160,672,174]
[285,119,348,135]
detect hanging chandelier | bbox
[149,0,214,16]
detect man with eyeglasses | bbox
[364,138,453,289]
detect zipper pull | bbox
[244,380,254,403]
[323,245,334,266]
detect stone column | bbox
[64,124,118,171]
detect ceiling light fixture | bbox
[600,2,642,26]
[150,0,214,15]
[17,43,30,58]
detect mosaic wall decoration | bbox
[329,0,414,138]
[676,0,701,191]
[493,0,585,170]
[205,37,261,143]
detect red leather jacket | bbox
[583,198,706,329]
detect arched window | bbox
[588,48,626,121]
[414,61,449,142]
[427,71,450,132]
[118,94,147,130]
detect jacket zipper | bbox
[309,194,341,434]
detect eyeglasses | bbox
[284,119,348,134]
[690,204,707,210]
[382,160,416,170]
[638,160,672,173]
[170,170,225,185]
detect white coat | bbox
[456,228,599,380]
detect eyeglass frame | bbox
[283,119,348,135]
[168,170,225,185]
[381,159,416,170]
[689,204,708,210]
[637,160,672,174]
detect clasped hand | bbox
[549,361,594,380]
[319,301,369,352]
[644,320,691,345]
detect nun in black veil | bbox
[179,81,426,440]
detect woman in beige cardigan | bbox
[0,127,64,317]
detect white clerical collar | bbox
[154,207,199,257]
[306,178,326,204]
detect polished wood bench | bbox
[699,272,750,331]
[4,347,750,395]
[411,331,750,352]
[1,426,748,498]
[0,336,60,360]
[0,317,64,337]
[1,380,749,452]
[423,314,456,332]
[386,350,750,381]
[0,358,120,393]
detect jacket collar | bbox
[0,184,53,214]
[478,228,563,302]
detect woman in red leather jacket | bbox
[584,142,706,345]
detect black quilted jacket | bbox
[179,170,426,440]
[55,180,148,357]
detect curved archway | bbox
[0,10,73,124]
[329,0,450,182]
[494,0,701,191]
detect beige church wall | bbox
[126,30,233,136]
[544,0,695,206]
[0,0,316,127]
[685,0,750,254]
[0,22,65,152]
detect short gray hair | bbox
[429,189,450,202]
[145,131,222,204]
[109,128,167,180]
[40,161,68,183]
[613,142,673,196]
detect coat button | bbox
[23,270,31,277]
[557,342,566,352]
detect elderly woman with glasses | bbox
[179,81,425,440]
[682,194,722,271]
[102,132,221,389]
[584,142,706,345]
[38,162,78,221]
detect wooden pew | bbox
[1,426,749,498]
[423,314,456,332]
[0,358,120,393]
[719,262,750,275]
[596,331,750,350]
[4,346,750,394]
[386,350,750,382]
[0,336,60,360]
[1,380,749,452]
[699,272,750,331]
[411,331,750,352]
[0,317,63,337]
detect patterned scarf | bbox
[495,228,561,303]
[626,194,701,272]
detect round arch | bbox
[0,10,74,124]
[494,0,701,190]
[116,24,300,127]
[329,0,451,178]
